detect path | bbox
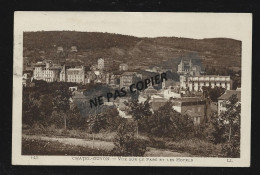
[23,134,115,151]
[23,134,192,157]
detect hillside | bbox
[23,31,241,71]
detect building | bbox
[33,60,62,82]
[57,46,64,53]
[150,96,168,111]
[163,87,182,99]
[22,71,33,87]
[60,65,86,84]
[162,79,177,89]
[98,58,104,70]
[143,86,159,97]
[180,75,233,92]
[119,63,128,71]
[145,66,161,73]
[172,97,207,125]
[70,46,77,52]
[120,72,140,89]
[177,59,201,75]
[218,90,241,116]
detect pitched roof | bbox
[121,72,136,76]
[218,90,241,101]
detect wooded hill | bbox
[23,31,241,71]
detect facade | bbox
[57,46,64,53]
[218,90,241,116]
[120,72,138,89]
[70,46,77,52]
[145,66,161,73]
[22,72,32,87]
[151,96,168,111]
[98,58,105,70]
[143,86,159,97]
[172,97,207,125]
[60,65,86,84]
[177,59,201,75]
[33,60,62,82]
[163,87,182,99]
[180,75,232,92]
[119,63,128,71]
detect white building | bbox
[70,46,77,52]
[57,46,64,53]
[98,58,104,70]
[60,66,86,84]
[119,63,128,71]
[33,60,62,82]
[163,87,182,99]
[180,75,233,92]
[218,90,241,116]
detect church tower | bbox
[177,58,184,74]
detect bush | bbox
[166,138,223,157]
[112,121,148,156]
[222,141,240,158]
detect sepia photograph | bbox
[12,12,252,166]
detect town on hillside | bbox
[22,38,241,158]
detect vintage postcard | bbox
[12,12,252,166]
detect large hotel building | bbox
[180,75,233,91]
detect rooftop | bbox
[121,72,137,76]
[187,75,230,78]
[174,97,204,102]
[218,90,241,101]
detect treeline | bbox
[124,96,241,157]
[22,81,240,157]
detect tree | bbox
[204,112,226,144]
[103,108,122,131]
[206,94,240,157]
[149,101,194,139]
[87,113,107,149]
[112,120,147,156]
[52,86,72,130]
[39,94,54,124]
[202,86,225,102]
[87,113,107,133]
[220,94,241,157]
[127,98,152,137]
[22,88,41,126]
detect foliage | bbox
[127,98,152,133]
[103,108,123,131]
[204,114,226,144]
[219,94,241,157]
[206,95,240,157]
[112,120,147,156]
[202,86,225,102]
[87,113,108,133]
[149,101,194,139]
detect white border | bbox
[12,12,252,167]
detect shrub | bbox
[112,121,148,156]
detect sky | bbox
[14,12,251,40]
